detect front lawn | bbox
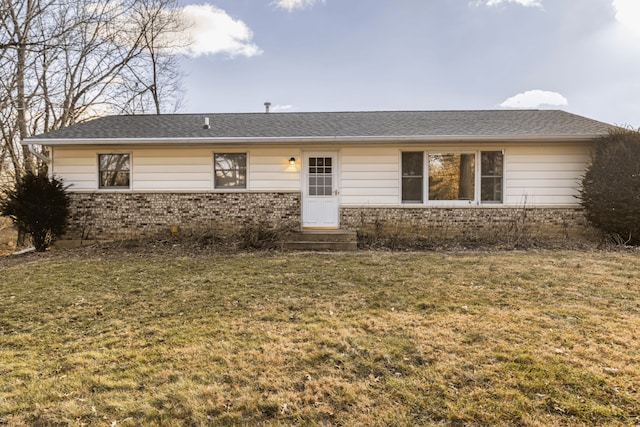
[1,249,639,426]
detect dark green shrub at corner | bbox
[0,172,71,252]
[580,128,640,245]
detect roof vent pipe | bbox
[264,102,271,113]
[203,117,210,129]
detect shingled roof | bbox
[26,110,613,144]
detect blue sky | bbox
[174,0,640,127]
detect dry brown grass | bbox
[1,248,639,426]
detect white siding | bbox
[52,148,98,190]
[51,141,592,207]
[338,143,591,207]
[248,148,301,191]
[340,146,400,205]
[52,145,301,192]
[504,144,591,206]
[132,148,212,190]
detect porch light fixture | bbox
[289,157,296,166]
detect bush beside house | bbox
[0,172,71,251]
[580,128,640,245]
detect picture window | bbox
[428,153,475,201]
[400,150,504,204]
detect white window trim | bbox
[399,150,425,204]
[97,152,132,191]
[479,150,505,205]
[212,151,249,191]
[399,149,505,206]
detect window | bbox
[402,152,423,203]
[308,156,333,196]
[400,150,504,204]
[428,153,475,201]
[480,151,503,203]
[99,154,130,189]
[214,153,246,188]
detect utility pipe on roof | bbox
[27,144,51,164]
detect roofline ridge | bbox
[24,108,614,142]
[96,109,563,118]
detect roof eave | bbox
[23,134,602,146]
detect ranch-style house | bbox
[23,109,613,246]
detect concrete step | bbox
[284,230,357,242]
[283,241,358,251]
[283,230,358,251]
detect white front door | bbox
[302,151,339,228]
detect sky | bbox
[173,0,640,127]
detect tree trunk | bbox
[15,0,35,174]
[458,154,475,200]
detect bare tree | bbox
[119,0,187,114]
[0,0,53,175]
[0,0,187,184]
[37,0,151,128]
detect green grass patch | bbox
[1,250,639,425]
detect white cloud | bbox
[612,0,640,37]
[271,104,294,112]
[273,0,325,12]
[478,0,542,8]
[500,90,568,108]
[178,4,262,58]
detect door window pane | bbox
[308,157,333,196]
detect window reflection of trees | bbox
[214,153,246,188]
[428,153,475,201]
[99,154,130,188]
